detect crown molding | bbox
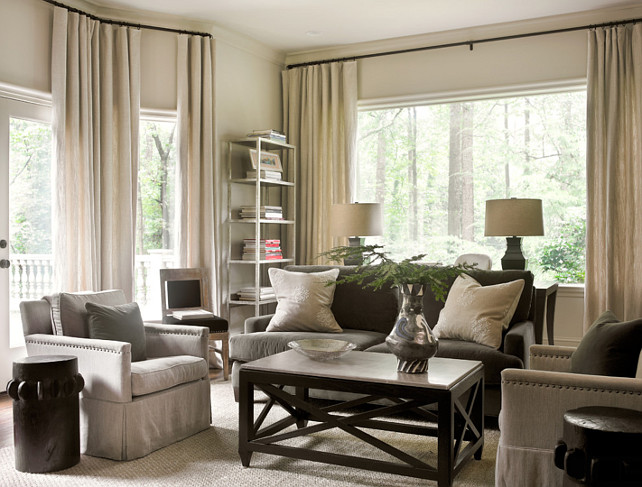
[65,0,286,66]
[285,4,642,66]
[0,81,52,105]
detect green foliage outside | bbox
[356,92,587,283]
[9,118,52,255]
[539,218,586,283]
[137,120,176,254]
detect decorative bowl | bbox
[287,339,357,361]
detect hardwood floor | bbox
[0,369,225,449]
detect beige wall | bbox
[215,38,284,332]
[0,0,52,93]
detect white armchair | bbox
[496,344,642,486]
[20,290,211,461]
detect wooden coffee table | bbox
[238,351,484,487]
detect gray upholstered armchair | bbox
[20,290,211,460]
[496,344,642,486]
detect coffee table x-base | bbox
[238,351,484,487]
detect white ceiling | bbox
[90,0,640,52]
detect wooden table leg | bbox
[238,370,253,467]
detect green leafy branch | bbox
[319,244,473,301]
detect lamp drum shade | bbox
[330,203,383,237]
[484,198,544,237]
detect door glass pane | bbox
[9,117,53,347]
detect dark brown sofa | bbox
[230,265,535,416]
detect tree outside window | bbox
[136,118,177,315]
[356,91,587,283]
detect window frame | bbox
[356,81,588,288]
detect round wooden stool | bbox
[7,355,84,472]
[554,406,642,486]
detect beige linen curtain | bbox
[282,61,358,264]
[52,7,140,299]
[585,24,642,329]
[176,35,220,311]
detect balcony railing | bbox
[9,251,176,310]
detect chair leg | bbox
[209,332,230,381]
[221,335,229,381]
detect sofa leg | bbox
[233,386,240,402]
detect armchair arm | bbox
[500,368,642,451]
[143,323,208,361]
[244,314,274,334]
[530,344,575,372]
[25,333,131,403]
[502,320,535,368]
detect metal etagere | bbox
[226,137,296,318]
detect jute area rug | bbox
[0,380,497,486]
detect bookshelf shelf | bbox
[226,136,296,319]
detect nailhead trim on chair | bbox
[25,339,126,355]
[530,353,572,360]
[144,330,205,337]
[502,379,642,395]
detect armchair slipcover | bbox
[496,344,642,486]
[20,290,211,460]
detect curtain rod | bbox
[40,0,212,38]
[287,16,642,69]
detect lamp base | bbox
[501,236,526,270]
[343,237,365,266]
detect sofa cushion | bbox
[365,339,524,385]
[432,274,525,349]
[571,310,642,377]
[267,268,342,333]
[130,355,208,397]
[285,265,399,334]
[86,301,147,362]
[422,269,534,329]
[230,329,387,363]
[50,290,127,337]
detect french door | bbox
[0,93,52,386]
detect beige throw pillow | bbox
[267,268,342,333]
[432,274,525,349]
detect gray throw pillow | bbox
[570,310,642,377]
[86,301,147,362]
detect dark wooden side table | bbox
[554,406,642,486]
[6,355,85,472]
[533,281,558,345]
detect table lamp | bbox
[484,198,544,270]
[330,203,383,265]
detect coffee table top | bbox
[241,350,482,390]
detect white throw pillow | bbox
[432,274,525,349]
[267,268,342,333]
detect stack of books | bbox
[240,205,283,220]
[242,239,283,260]
[237,286,276,302]
[247,129,286,142]
[246,169,282,181]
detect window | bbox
[356,91,587,283]
[135,116,178,316]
